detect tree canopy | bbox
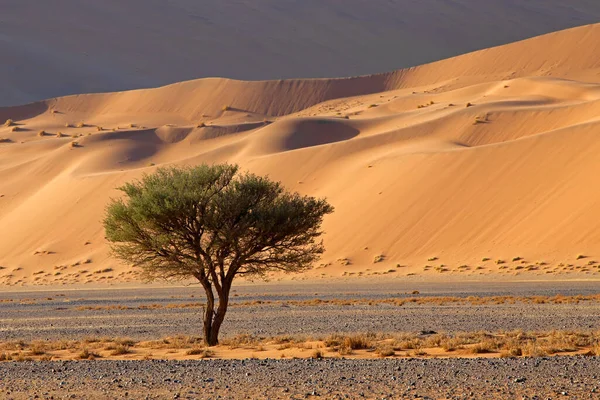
[104,163,333,344]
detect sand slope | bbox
[2,0,600,106]
[2,24,600,286]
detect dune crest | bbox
[2,24,600,286]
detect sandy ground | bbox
[2,23,600,286]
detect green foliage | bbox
[104,163,333,281]
[105,164,333,345]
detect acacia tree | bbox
[104,164,333,345]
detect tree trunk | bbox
[208,298,228,346]
[200,279,216,346]
[200,278,232,346]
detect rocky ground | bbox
[2,280,600,398]
[1,357,599,399]
[2,281,600,341]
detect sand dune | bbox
[2,0,600,106]
[2,24,600,286]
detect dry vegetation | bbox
[70,293,600,312]
[1,330,599,362]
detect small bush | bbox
[344,334,371,350]
[186,347,205,355]
[78,348,101,360]
[28,343,46,356]
[376,347,395,357]
[76,122,85,128]
[110,345,131,355]
[4,119,14,127]
[38,130,46,137]
[373,254,385,263]
[311,349,324,359]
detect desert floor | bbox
[2,280,600,341]
[2,357,599,399]
[2,281,600,398]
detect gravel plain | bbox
[2,280,600,399]
[2,281,600,341]
[2,357,600,399]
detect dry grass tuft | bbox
[186,348,214,358]
[78,348,101,360]
[110,344,131,356]
[311,349,324,359]
[375,346,395,357]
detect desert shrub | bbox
[221,334,259,349]
[188,348,213,358]
[376,346,395,357]
[28,342,46,355]
[110,345,131,355]
[344,334,372,350]
[500,348,522,358]
[311,349,323,359]
[394,339,421,350]
[78,348,101,360]
[373,254,384,263]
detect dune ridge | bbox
[2,24,600,286]
[3,0,600,107]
